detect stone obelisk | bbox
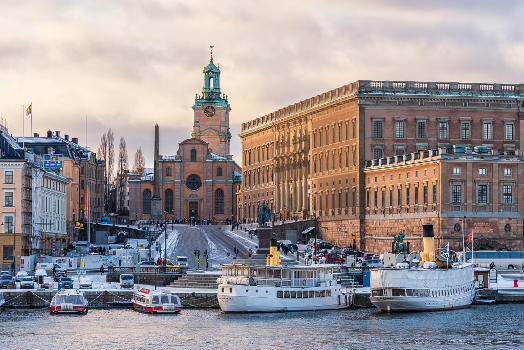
[151,123,162,220]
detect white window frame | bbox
[4,170,14,184]
[478,168,487,176]
[461,122,471,140]
[439,121,448,139]
[476,184,489,204]
[452,167,462,175]
[416,120,427,139]
[503,168,512,176]
[3,190,14,207]
[2,213,15,233]
[505,123,514,141]
[394,120,405,138]
[482,122,493,140]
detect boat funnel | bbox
[421,223,435,262]
[266,238,281,267]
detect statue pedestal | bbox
[151,197,162,220]
[256,227,272,255]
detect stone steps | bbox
[169,273,220,289]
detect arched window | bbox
[215,189,224,214]
[190,149,197,162]
[164,189,173,214]
[165,167,172,177]
[142,189,151,215]
[216,167,223,176]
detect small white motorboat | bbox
[50,289,88,314]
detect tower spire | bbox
[210,45,214,63]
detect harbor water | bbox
[1,304,522,350]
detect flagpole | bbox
[472,231,475,267]
[30,103,33,137]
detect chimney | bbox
[47,130,52,137]
[34,133,39,137]
[64,134,69,140]
[72,137,78,144]
[55,130,61,138]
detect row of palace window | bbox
[313,149,357,173]
[312,121,356,148]
[450,183,514,204]
[312,191,357,212]
[366,185,438,208]
[244,168,274,187]
[452,167,513,177]
[372,119,514,141]
[141,189,225,215]
[163,165,223,177]
[244,145,273,166]
[367,168,437,184]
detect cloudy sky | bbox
[0,0,522,167]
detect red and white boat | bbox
[132,288,182,314]
[50,290,88,314]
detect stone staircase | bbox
[169,273,220,289]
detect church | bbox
[128,49,241,223]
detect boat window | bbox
[303,291,308,298]
[296,291,302,298]
[290,291,296,298]
[326,290,331,297]
[372,289,384,297]
[309,291,314,298]
[277,291,283,298]
[152,296,160,304]
[161,295,169,303]
[315,291,320,297]
[284,291,290,298]
[320,290,325,297]
[221,288,224,293]
[392,288,405,297]
[230,288,233,293]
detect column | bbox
[302,173,308,212]
[275,167,280,213]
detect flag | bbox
[467,232,473,244]
[440,243,449,259]
[26,103,32,117]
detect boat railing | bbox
[255,278,320,288]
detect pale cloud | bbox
[0,0,522,166]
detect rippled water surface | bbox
[1,305,522,350]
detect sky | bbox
[0,0,522,167]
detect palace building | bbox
[128,50,241,223]
[239,80,524,251]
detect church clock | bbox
[204,105,216,118]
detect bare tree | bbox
[107,128,115,184]
[133,147,145,174]
[117,137,128,214]
[97,133,109,213]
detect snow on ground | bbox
[197,227,233,269]
[223,230,258,250]
[153,228,181,261]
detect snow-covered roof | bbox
[209,152,227,161]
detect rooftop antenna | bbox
[85,115,87,148]
[210,44,214,63]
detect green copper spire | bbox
[193,45,230,109]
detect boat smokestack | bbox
[266,238,281,267]
[421,223,435,262]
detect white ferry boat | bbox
[132,288,182,314]
[370,224,475,312]
[497,273,524,296]
[0,292,5,313]
[217,244,352,313]
[50,290,88,314]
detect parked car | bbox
[325,253,345,264]
[39,276,53,289]
[58,277,74,289]
[1,271,10,277]
[137,260,156,267]
[176,256,189,267]
[35,269,48,285]
[0,275,15,289]
[54,271,67,282]
[16,271,29,282]
[79,277,93,289]
[120,274,134,288]
[362,259,384,268]
[164,259,177,267]
[20,276,35,289]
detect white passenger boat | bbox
[132,288,182,314]
[50,289,88,314]
[217,244,352,313]
[370,224,475,312]
[497,273,524,296]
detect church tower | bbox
[192,46,231,157]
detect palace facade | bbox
[239,80,524,251]
[128,52,241,223]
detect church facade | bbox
[128,51,241,223]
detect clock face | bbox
[204,105,216,118]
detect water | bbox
[1,305,522,350]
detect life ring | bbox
[302,279,306,286]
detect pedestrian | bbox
[248,248,253,258]
[100,264,104,275]
[52,264,56,276]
